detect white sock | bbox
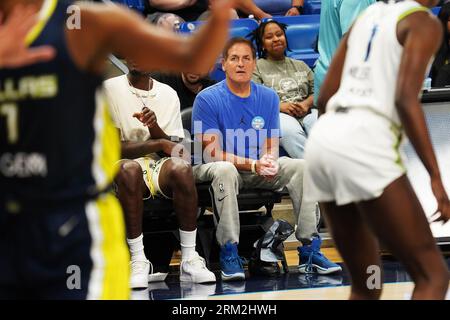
[127,234,147,262]
[179,229,197,260]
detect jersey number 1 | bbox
[0,103,18,144]
[365,25,379,62]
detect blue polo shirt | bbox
[192,80,280,161]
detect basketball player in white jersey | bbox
[304,0,450,299]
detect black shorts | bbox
[0,194,130,299]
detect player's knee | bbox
[116,160,143,193]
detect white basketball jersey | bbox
[326,0,431,126]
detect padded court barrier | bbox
[262,15,320,68]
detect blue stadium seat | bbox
[304,0,322,15]
[253,0,292,16]
[179,19,260,81]
[431,6,441,16]
[253,0,321,16]
[179,18,259,39]
[262,15,320,68]
[109,0,146,14]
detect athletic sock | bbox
[127,234,147,261]
[179,228,197,260]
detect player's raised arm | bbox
[395,12,449,223]
[69,0,234,75]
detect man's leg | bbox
[114,160,151,289]
[279,113,308,159]
[157,158,215,283]
[357,175,449,299]
[193,162,245,281]
[243,157,341,274]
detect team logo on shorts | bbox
[251,116,265,130]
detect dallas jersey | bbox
[0,0,120,207]
[326,0,431,127]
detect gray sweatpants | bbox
[192,157,318,246]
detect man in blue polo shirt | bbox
[192,38,341,281]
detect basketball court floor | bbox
[131,248,450,300]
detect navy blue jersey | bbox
[0,0,120,209]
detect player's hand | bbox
[133,107,157,128]
[0,5,55,68]
[256,154,278,179]
[430,178,450,224]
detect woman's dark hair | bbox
[431,3,450,85]
[250,20,289,59]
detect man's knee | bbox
[278,157,306,174]
[212,161,239,179]
[115,160,143,194]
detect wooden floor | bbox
[170,247,342,267]
[205,282,450,300]
[169,248,450,300]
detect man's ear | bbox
[221,58,225,72]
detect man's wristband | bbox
[251,160,257,174]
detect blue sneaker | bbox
[220,242,245,281]
[298,237,342,275]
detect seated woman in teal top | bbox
[252,20,316,159]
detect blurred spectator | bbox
[146,0,270,27]
[314,0,375,105]
[147,0,208,24]
[253,0,305,16]
[252,21,315,159]
[151,71,217,110]
[198,0,271,20]
[431,3,450,87]
[147,12,185,31]
[104,60,216,288]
